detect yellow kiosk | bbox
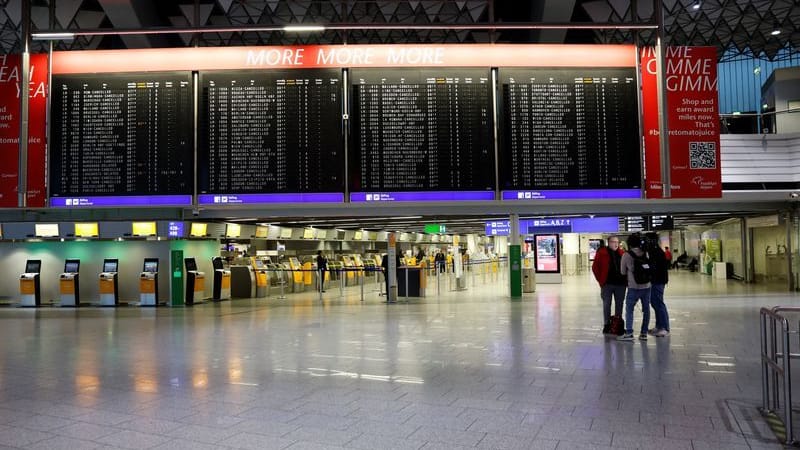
[99,259,119,306]
[59,259,81,307]
[184,258,205,305]
[19,260,42,307]
[211,257,231,301]
[139,258,159,306]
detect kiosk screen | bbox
[184,258,198,271]
[212,257,224,270]
[143,259,159,273]
[25,260,41,274]
[103,260,119,273]
[64,260,80,273]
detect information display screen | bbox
[350,68,495,201]
[499,68,641,198]
[25,260,41,274]
[198,69,343,204]
[49,73,193,204]
[64,260,80,273]
[143,259,158,273]
[103,260,118,273]
[534,234,560,273]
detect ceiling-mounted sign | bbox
[424,224,446,234]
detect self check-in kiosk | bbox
[19,260,42,307]
[59,259,81,307]
[184,258,205,306]
[211,256,231,301]
[251,257,268,298]
[140,258,159,306]
[99,259,119,306]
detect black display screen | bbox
[64,260,80,273]
[350,69,495,192]
[143,259,158,273]
[184,258,198,272]
[49,73,194,197]
[499,68,640,190]
[199,69,343,194]
[25,260,41,274]
[103,260,118,273]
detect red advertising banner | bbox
[641,46,721,198]
[0,54,48,207]
[53,44,636,73]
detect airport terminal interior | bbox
[1,0,800,449]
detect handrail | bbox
[760,306,796,445]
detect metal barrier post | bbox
[339,268,344,297]
[404,266,409,302]
[761,313,770,412]
[278,270,286,299]
[784,325,793,443]
[437,268,440,296]
[471,263,476,287]
[360,268,364,302]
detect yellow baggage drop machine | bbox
[99,259,119,306]
[19,259,42,307]
[59,259,81,307]
[184,257,205,305]
[211,256,231,301]
[139,258,159,306]
[251,257,268,298]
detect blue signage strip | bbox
[351,191,495,202]
[501,189,641,200]
[197,193,344,204]
[51,195,193,207]
[486,216,619,236]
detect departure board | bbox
[499,68,640,191]
[350,68,494,192]
[50,73,193,198]
[199,70,343,196]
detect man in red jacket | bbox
[592,236,627,330]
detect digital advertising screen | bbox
[534,234,560,273]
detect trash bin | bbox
[523,268,536,293]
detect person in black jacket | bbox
[645,233,670,336]
[316,250,327,292]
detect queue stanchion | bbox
[404,266,409,302]
[339,268,344,298]
[360,267,365,302]
[437,268,441,296]
[278,269,287,300]
[471,263,476,287]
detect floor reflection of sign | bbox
[535,234,560,273]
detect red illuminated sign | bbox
[641,46,721,198]
[53,44,636,73]
[0,54,47,207]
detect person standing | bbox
[316,250,327,292]
[434,249,446,273]
[618,234,652,342]
[646,233,670,337]
[592,237,627,332]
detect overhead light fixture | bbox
[770,28,781,36]
[31,32,75,41]
[283,25,326,32]
[691,1,701,10]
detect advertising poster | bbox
[641,46,721,198]
[588,239,602,261]
[534,234,560,273]
[0,54,47,207]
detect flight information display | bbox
[499,68,641,199]
[50,73,193,205]
[198,69,343,204]
[350,68,495,201]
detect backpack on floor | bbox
[608,315,625,336]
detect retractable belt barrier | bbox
[760,306,800,445]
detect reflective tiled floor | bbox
[0,270,795,449]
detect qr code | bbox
[689,142,717,169]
